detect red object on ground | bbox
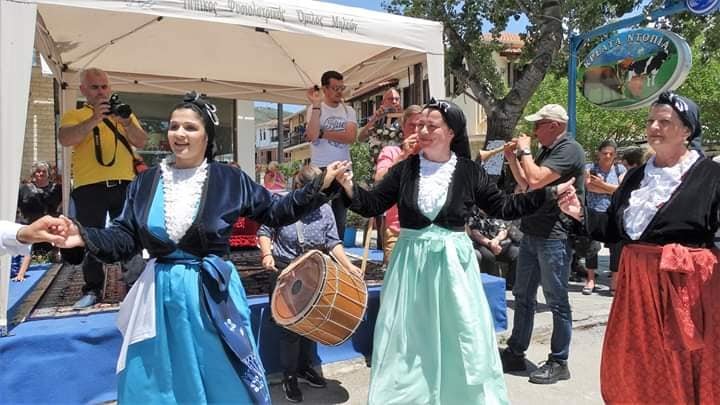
[601,243,720,404]
[229,217,261,248]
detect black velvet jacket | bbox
[346,154,553,231]
[586,158,720,247]
[65,163,335,264]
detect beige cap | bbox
[524,104,569,123]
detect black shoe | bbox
[297,367,327,388]
[529,358,571,384]
[499,348,527,372]
[282,376,303,403]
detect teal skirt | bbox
[117,254,260,404]
[369,225,508,405]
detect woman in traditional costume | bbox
[334,99,574,404]
[559,91,720,404]
[60,92,347,404]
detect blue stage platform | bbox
[0,272,505,404]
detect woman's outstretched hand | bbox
[555,178,583,221]
[53,216,86,248]
[323,161,352,191]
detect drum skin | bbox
[271,250,368,346]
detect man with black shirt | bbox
[500,104,585,384]
[59,68,147,308]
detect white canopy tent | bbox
[0,0,444,334]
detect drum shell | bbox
[271,250,368,346]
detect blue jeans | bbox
[507,235,573,361]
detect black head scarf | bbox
[654,91,703,155]
[171,91,219,161]
[424,98,471,159]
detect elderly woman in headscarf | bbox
[559,91,720,404]
[334,99,575,404]
[58,92,349,404]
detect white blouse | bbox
[160,158,208,243]
[418,152,457,221]
[623,150,700,240]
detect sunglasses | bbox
[325,85,346,92]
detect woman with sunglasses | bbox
[334,99,575,404]
[57,93,349,404]
[559,92,720,404]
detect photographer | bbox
[357,88,402,142]
[59,67,147,308]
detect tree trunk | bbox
[485,103,523,143]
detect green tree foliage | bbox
[526,37,720,155]
[384,0,719,143]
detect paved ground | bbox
[269,250,615,405]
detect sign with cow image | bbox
[579,28,692,110]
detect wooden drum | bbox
[271,250,368,346]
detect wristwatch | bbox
[517,148,532,158]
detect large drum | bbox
[271,250,368,346]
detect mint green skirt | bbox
[368,225,508,405]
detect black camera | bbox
[104,93,132,119]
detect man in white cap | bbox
[499,104,586,384]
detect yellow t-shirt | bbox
[60,106,140,188]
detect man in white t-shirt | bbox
[305,70,358,238]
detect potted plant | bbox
[344,210,368,248]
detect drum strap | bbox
[295,221,306,253]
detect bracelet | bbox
[261,253,272,259]
[312,107,321,111]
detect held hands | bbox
[52,216,85,248]
[323,161,352,191]
[16,215,70,246]
[555,178,583,221]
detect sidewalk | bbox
[499,247,614,344]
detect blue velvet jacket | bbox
[66,163,336,263]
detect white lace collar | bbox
[623,150,699,240]
[417,152,457,220]
[160,158,209,243]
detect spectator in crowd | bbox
[373,105,422,265]
[558,91,720,404]
[58,67,148,308]
[258,165,360,403]
[263,161,287,192]
[467,208,521,289]
[619,146,646,170]
[14,161,62,282]
[578,140,626,295]
[305,70,358,240]
[500,104,585,384]
[358,88,402,141]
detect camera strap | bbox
[94,118,135,168]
